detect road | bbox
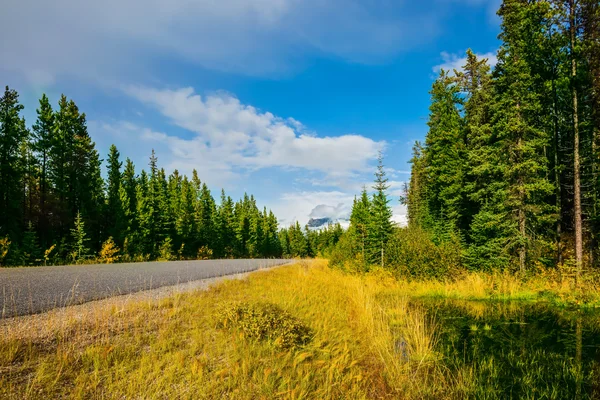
[0,259,290,318]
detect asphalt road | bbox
[0,259,291,318]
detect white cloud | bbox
[122,86,384,177]
[309,204,349,220]
[432,51,498,75]
[90,120,246,189]
[274,191,354,226]
[272,185,407,227]
[1,0,440,85]
[392,203,408,227]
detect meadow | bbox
[1,260,451,399]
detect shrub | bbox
[328,228,367,272]
[197,246,213,260]
[99,237,121,264]
[217,302,312,349]
[43,244,56,266]
[384,226,462,279]
[157,238,174,261]
[0,236,10,266]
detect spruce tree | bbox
[490,0,555,272]
[32,94,55,246]
[70,211,90,263]
[368,153,393,267]
[350,187,371,261]
[198,183,216,252]
[106,145,126,246]
[0,86,28,240]
[218,190,236,258]
[424,70,465,235]
[405,142,432,229]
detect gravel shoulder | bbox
[0,259,291,318]
[0,263,290,341]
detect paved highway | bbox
[0,259,290,318]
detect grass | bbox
[0,260,449,399]
[376,265,600,308]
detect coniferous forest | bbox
[331,0,600,278]
[404,0,600,274]
[0,90,341,266]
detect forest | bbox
[0,89,342,266]
[331,0,600,278]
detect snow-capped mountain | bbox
[306,217,350,230]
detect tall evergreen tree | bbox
[487,0,555,272]
[424,71,465,235]
[31,94,54,246]
[0,86,28,240]
[368,153,393,267]
[70,211,90,263]
[106,145,126,246]
[350,187,371,259]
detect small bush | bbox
[0,236,10,266]
[217,302,312,349]
[328,228,367,272]
[385,226,462,279]
[157,238,174,261]
[197,246,213,260]
[98,237,121,264]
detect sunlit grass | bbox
[380,267,600,308]
[0,260,446,399]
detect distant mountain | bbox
[306,217,350,230]
[307,217,332,228]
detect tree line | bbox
[0,88,340,266]
[404,0,600,274]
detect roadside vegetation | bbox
[0,260,458,399]
[327,0,600,309]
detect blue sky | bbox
[1,0,501,226]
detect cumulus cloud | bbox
[273,191,354,226]
[122,86,384,176]
[432,51,498,75]
[1,0,440,85]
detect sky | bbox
[0,0,502,227]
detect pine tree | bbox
[368,152,393,267]
[176,176,196,258]
[349,187,371,262]
[456,50,495,239]
[289,221,307,257]
[135,170,152,257]
[32,94,54,247]
[489,0,555,272]
[218,190,236,258]
[70,211,90,263]
[198,183,216,252]
[424,70,465,235]
[106,145,126,246]
[21,221,41,266]
[0,86,28,240]
[235,194,251,257]
[405,142,432,229]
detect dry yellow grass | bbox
[383,266,600,307]
[0,260,446,399]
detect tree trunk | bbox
[576,315,583,400]
[571,0,583,280]
[553,72,563,265]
